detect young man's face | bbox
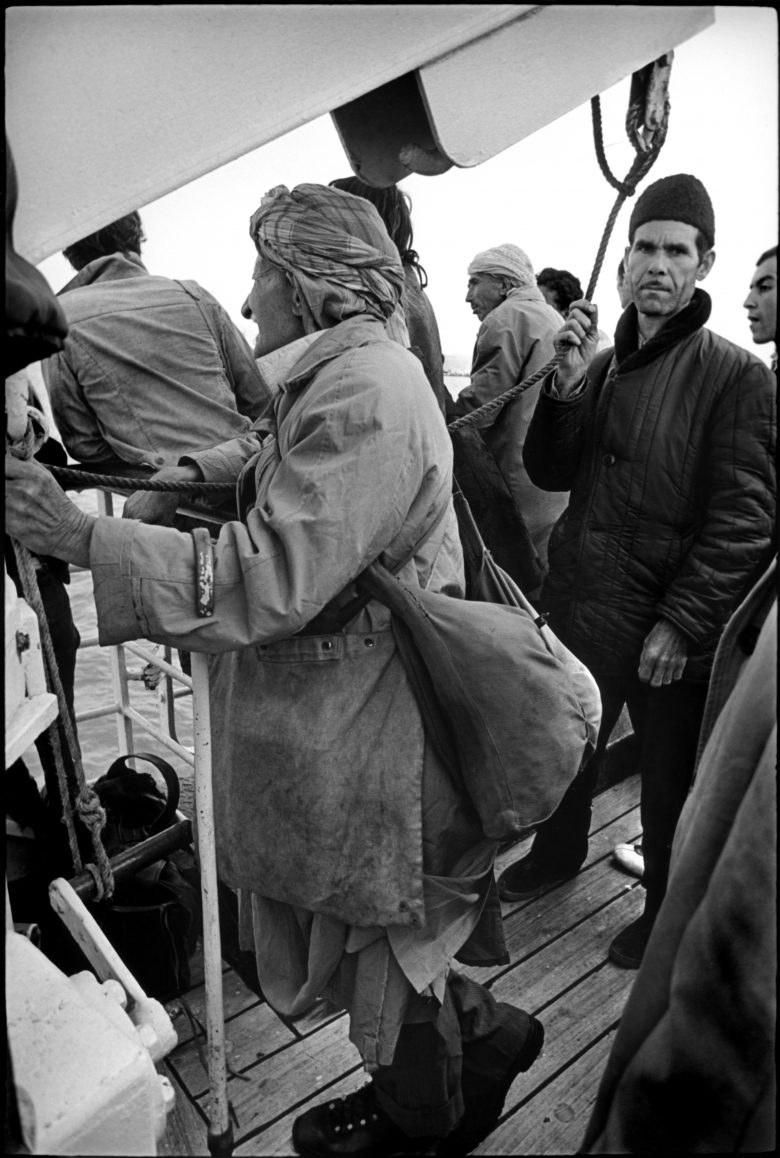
[743,254,777,345]
[242,256,305,358]
[465,273,507,322]
[626,221,714,322]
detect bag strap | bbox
[357,561,464,787]
[300,493,451,636]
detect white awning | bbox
[6,4,713,264]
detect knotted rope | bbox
[447,52,672,436]
[8,442,115,899]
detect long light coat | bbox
[459,286,569,569]
[90,317,494,931]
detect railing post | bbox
[190,650,232,1156]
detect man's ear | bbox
[290,287,305,317]
[697,248,716,281]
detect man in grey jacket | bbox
[449,244,568,593]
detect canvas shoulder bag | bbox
[356,488,601,841]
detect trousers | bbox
[372,970,536,1137]
[529,668,709,915]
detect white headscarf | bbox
[468,243,536,288]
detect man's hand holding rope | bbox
[552,299,602,398]
[5,455,95,566]
[122,462,203,525]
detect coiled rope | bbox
[447,52,672,437]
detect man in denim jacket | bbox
[43,212,271,471]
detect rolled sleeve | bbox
[181,433,265,483]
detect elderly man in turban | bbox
[449,243,569,593]
[6,183,545,1157]
[497,174,776,971]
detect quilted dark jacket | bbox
[524,290,776,680]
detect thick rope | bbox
[447,63,670,436]
[11,539,85,874]
[47,464,232,493]
[9,440,115,898]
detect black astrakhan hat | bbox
[629,174,715,250]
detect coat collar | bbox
[282,316,389,393]
[503,285,547,306]
[61,251,148,293]
[613,288,712,373]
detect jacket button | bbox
[602,453,616,466]
[321,640,333,651]
[364,637,375,648]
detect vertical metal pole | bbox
[96,490,135,756]
[190,651,233,1156]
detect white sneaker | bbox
[613,842,644,878]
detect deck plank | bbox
[170,1000,299,1098]
[478,1030,617,1154]
[486,963,635,1127]
[495,883,644,1015]
[465,808,642,987]
[171,968,265,1044]
[203,1015,361,1142]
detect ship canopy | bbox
[6,4,713,264]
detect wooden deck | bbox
[159,773,643,1157]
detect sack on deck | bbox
[90,753,202,1001]
[357,489,601,841]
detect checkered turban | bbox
[249,184,405,332]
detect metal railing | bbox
[73,489,195,769]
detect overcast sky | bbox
[38,5,777,369]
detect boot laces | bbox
[326,1084,381,1137]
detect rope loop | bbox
[84,861,109,903]
[77,788,115,899]
[6,424,37,462]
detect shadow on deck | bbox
[160,770,642,1156]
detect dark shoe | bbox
[435,1015,544,1155]
[497,852,581,902]
[292,1082,437,1156]
[608,913,654,969]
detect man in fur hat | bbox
[449,244,568,593]
[497,174,776,969]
